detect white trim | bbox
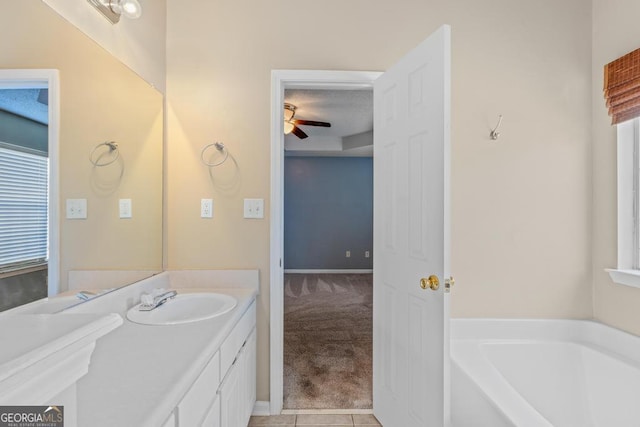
[606,269,640,289]
[252,401,271,416]
[0,69,59,297]
[270,70,381,415]
[616,120,636,269]
[284,269,373,274]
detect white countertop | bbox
[0,313,122,383]
[75,288,257,427]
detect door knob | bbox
[420,275,439,291]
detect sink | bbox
[126,293,237,325]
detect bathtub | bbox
[450,319,640,427]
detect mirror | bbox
[0,1,163,312]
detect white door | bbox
[373,25,451,427]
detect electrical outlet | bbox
[201,199,213,218]
[346,250,351,258]
[365,251,370,258]
[119,199,132,219]
[243,198,264,219]
[66,199,87,219]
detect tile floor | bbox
[248,413,382,426]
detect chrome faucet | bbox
[138,290,177,311]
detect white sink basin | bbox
[126,293,237,325]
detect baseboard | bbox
[284,269,373,274]
[252,401,270,416]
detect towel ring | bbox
[201,142,229,167]
[90,141,119,167]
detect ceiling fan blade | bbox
[293,119,331,127]
[291,125,308,139]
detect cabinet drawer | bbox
[177,351,220,426]
[220,301,256,376]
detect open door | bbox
[373,25,451,427]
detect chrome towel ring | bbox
[90,141,120,167]
[201,142,229,167]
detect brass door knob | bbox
[420,275,440,291]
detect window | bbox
[0,142,49,274]
[608,118,640,287]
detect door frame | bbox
[0,69,60,297]
[269,70,382,414]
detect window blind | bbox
[0,144,48,272]
[604,47,640,125]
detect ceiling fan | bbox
[283,103,331,139]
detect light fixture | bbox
[87,0,142,24]
[283,103,296,134]
[283,121,295,135]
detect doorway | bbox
[282,88,374,409]
[270,71,381,414]
[271,26,451,425]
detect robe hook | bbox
[490,115,503,140]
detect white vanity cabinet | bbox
[170,301,256,427]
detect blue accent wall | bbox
[284,157,373,269]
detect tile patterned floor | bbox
[248,413,382,426]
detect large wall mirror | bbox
[0,1,163,312]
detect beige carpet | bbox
[284,273,372,409]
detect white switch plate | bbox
[365,251,370,258]
[243,198,264,219]
[201,199,213,218]
[119,199,132,219]
[346,250,351,258]
[66,199,87,219]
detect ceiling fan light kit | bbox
[283,102,331,140]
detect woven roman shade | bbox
[604,48,640,125]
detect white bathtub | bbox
[451,319,640,427]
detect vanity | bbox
[64,270,258,427]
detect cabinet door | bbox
[241,329,256,422]
[201,396,221,427]
[177,352,220,426]
[219,353,242,427]
[160,411,176,427]
[219,328,257,427]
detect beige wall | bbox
[42,0,167,92]
[166,0,593,401]
[1,1,164,291]
[592,0,640,335]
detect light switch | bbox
[66,199,87,219]
[243,198,264,219]
[119,199,132,219]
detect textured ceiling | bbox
[284,89,373,155]
[0,89,48,125]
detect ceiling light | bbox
[283,103,296,122]
[283,121,295,135]
[87,0,142,24]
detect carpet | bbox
[283,273,372,409]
